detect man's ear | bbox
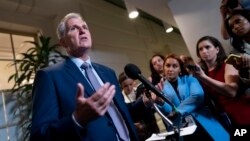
[59,38,66,48]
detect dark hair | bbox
[226,0,239,9]
[164,54,188,76]
[149,53,165,85]
[196,36,227,73]
[118,72,129,85]
[180,55,195,67]
[225,9,250,53]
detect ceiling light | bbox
[129,10,139,19]
[163,22,173,33]
[124,0,139,19]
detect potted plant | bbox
[8,35,65,141]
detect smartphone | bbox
[224,54,242,67]
[186,64,200,71]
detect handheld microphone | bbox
[124,63,177,111]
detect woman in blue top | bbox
[152,54,229,141]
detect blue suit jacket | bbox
[31,58,139,141]
[159,75,229,141]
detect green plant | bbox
[8,35,65,141]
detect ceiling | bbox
[0,0,181,59]
[0,0,229,70]
[105,0,179,33]
[0,0,178,33]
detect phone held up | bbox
[186,64,200,71]
[224,54,242,68]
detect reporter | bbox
[118,72,137,103]
[148,53,165,85]
[151,54,229,141]
[219,0,250,40]
[224,9,250,89]
[118,72,160,140]
[193,36,250,129]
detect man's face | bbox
[62,17,92,57]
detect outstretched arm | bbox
[220,0,230,40]
[191,64,239,97]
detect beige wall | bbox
[168,0,232,62]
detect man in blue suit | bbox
[31,13,145,141]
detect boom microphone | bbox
[124,63,176,110]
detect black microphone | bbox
[124,63,177,111]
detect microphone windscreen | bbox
[124,64,141,80]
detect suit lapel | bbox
[164,80,177,98]
[92,63,137,137]
[92,63,107,83]
[92,63,123,108]
[92,64,119,98]
[64,58,94,96]
[163,77,183,105]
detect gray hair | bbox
[56,13,83,39]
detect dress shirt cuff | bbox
[72,113,84,128]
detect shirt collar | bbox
[70,56,92,68]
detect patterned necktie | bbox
[81,62,101,90]
[81,62,129,141]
